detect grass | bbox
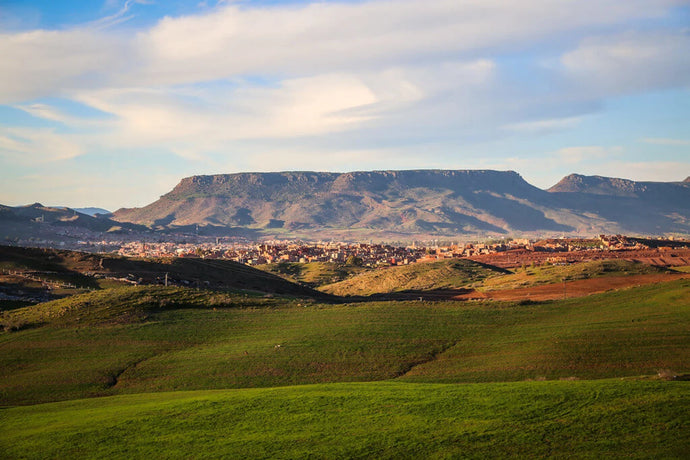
[479,259,672,292]
[1,379,688,459]
[0,245,325,299]
[1,261,689,458]
[400,278,690,383]
[1,279,688,406]
[0,285,287,330]
[320,259,506,296]
[257,261,369,287]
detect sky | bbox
[0,0,689,210]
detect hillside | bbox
[320,259,506,297]
[111,170,690,238]
[479,259,674,292]
[3,380,688,459]
[0,203,150,246]
[0,245,326,301]
[258,261,369,288]
[2,279,688,405]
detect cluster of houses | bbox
[116,239,539,267]
[110,234,690,268]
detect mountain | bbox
[546,174,690,235]
[73,207,111,217]
[111,170,690,238]
[0,203,148,244]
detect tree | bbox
[345,255,363,266]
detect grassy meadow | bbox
[2,380,688,459]
[2,279,689,406]
[1,254,689,458]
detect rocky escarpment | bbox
[111,170,690,238]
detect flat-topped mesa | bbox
[110,169,690,237]
[168,170,529,196]
[547,174,647,196]
[548,173,690,201]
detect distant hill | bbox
[73,207,111,217]
[0,245,328,300]
[0,203,145,240]
[320,259,507,297]
[112,170,690,238]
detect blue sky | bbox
[1,0,689,210]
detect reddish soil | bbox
[468,248,690,269]
[452,273,690,302]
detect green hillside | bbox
[2,279,688,406]
[257,261,369,287]
[2,380,688,459]
[0,245,325,300]
[479,259,673,292]
[320,259,506,296]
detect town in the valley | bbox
[76,234,690,269]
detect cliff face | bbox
[112,170,690,238]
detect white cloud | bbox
[0,0,681,102]
[641,138,690,146]
[133,0,677,85]
[0,127,83,162]
[579,160,690,183]
[0,29,129,103]
[73,74,378,154]
[561,30,690,95]
[502,116,583,133]
[555,146,623,165]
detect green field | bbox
[2,280,689,406]
[1,380,688,459]
[1,258,689,457]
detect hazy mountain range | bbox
[109,170,690,239]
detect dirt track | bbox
[452,273,690,302]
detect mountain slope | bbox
[0,203,147,242]
[111,170,690,238]
[113,170,573,236]
[546,174,690,234]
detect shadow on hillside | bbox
[342,288,484,302]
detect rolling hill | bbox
[2,279,688,405]
[0,245,327,301]
[2,264,688,457]
[319,259,506,297]
[111,170,690,238]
